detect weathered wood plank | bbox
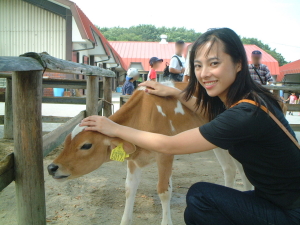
[0,53,115,77]
[286,104,300,111]
[264,85,300,92]
[0,74,103,89]
[3,78,13,139]
[0,115,74,124]
[42,116,73,123]
[103,77,112,117]
[0,57,44,72]
[86,76,99,116]
[43,111,85,157]
[0,93,4,102]
[97,100,103,115]
[42,79,86,89]
[42,97,86,104]
[0,153,14,192]
[120,95,130,107]
[12,71,46,224]
[290,124,300,132]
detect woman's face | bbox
[194,41,241,102]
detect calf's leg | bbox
[120,160,142,225]
[213,148,236,188]
[233,159,253,191]
[157,154,174,225]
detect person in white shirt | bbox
[183,44,193,82]
[169,40,186,82]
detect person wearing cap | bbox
[122,68,139,95]
[249,50,273,85]
[148,57,163,81]
[169,40,186,82]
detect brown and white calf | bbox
[47,82,251,225]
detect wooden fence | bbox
[0,52,115,225]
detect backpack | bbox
[163,56,183,80]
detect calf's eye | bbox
[81,143,92,150]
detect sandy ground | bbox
[0,96,299,225]
[0,143,245,225]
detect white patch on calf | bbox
[156,105,166,117]
[174,100,185,115]
[158,177,173,225]
[160,81,175,88]
[71,124,87,139]
[137,86,146,91]
[169,120,175,132]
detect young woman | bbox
[80,28,300,224]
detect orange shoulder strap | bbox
[231,99,300,149]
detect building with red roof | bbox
[0,0,127,95]
[110,41,280,82]
[279,59,300,83]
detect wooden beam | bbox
[0,153,14,192]
[0,115,3,124]
[12,71,46,224]
[0,53,115,77]
[120,95,130,107]
[42,116,73,123]
[86,76,99,116]
[264,85,300,92]
[286,104,300,111]
[42,79,86,89]
[0,56,44,72]
[290,124,300,132]
[3,78,13,139]
[42,97,86,104]
[0,74,103,89]
[103,77,112,117]
[43,111,85,157]
[0,93,4,102]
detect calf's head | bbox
[47,124,136,181]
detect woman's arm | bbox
[139,81,200,113]
[80,116,216,155]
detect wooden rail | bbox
[0,52,115,225]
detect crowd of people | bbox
[121,39,299,116]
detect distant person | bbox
[169,40,186,82]
[147,57,163,81]
[122,68,139,95]
[248,50,273,85]
[285,93,298,115]
[183,44,192,82]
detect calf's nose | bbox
[47,163,59,175]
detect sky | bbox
[72,0,300,62]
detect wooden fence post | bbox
[86,76,99,117]
[12,71,46,225]
[4,78,13,139]
[103,77,112,117]
[98,81,103,116]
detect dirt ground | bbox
[0,140,246,225]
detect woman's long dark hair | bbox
[184,28,281,121]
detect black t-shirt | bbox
[200,102,300,209]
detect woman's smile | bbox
[203,80,218,89]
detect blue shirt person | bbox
[122,68,140,95]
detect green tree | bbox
[241,37,288,66]
[96,24,202,42]
[95,24,287,65]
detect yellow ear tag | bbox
[110,143,130,162]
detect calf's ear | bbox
[106,138,136,154]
